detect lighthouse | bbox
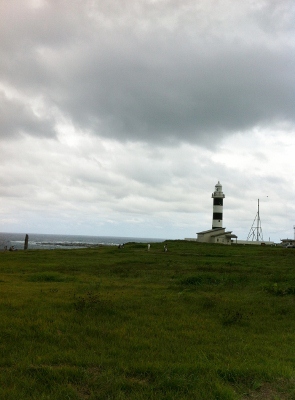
[193,180,237,244]
[212,181,225,229]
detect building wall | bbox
[236,240,275,246]
[211,235,231,245]
[197,232,214,242]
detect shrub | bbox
[263,283,295,296]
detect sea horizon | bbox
[0,231,166,251]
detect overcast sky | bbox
[0,0,294,242]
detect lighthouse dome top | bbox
[212,181,225,198]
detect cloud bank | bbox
[0,0,294,241]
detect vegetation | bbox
[0,240,295,399]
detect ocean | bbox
[0,232,164,251]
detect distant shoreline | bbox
[0,232,165,251]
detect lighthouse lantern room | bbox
[212,181,225,229]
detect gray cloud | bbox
[0,1,294,241]
[0,1,294,145]
[0,91,55,138]
[61,38,293,145]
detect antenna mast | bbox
[247,199,263,241]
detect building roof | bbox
[196,228,225,235]
[211,231,233,238]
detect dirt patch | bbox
[242,380,295,400]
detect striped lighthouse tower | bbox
[212,181,225,229]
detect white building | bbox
[196,227,237,245]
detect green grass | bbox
[1,241,295,399]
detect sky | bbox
[0,0,294,242]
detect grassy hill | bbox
[0,241,295,399]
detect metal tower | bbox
[212,181,225,229]
[247,199,263,241]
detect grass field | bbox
[0,240,295,399]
